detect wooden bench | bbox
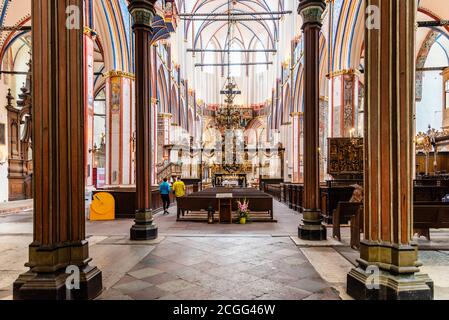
[176,188,274,222]
[332,202,363,241]
[349,202,449,248]
[414,202,449,240]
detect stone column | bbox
[347,0,433,300]
[298,0,327,240]
[13,0,102,300]
[291,112,303,183]
[129,0,158,240]
[319,96,329,182]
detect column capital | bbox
[297,0,326,25]
[104,70,135,80]
[128,0,157,29]
[83,26,97,39]
[327,68,361,79]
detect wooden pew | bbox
[332,202,363,241]
[320,185,356,224]
[349,202,449,248]
[414,202,449,240]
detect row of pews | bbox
[263,179,449,246]
[262,180,359,224]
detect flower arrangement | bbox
[237,199,250,224]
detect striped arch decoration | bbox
[292,32,327,114]
[157,66,169,113]
[171,85,179,122]
[282,84,291,124]
[416,30,440,102]
[329,0,364,72]
[94,0,132,73]
[0,15,31,66]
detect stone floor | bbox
[1,199,449,300]
[100,236,340,300]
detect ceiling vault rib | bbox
[195,62,273,67]
[188,49,277,53]
[181,17,281,21]
[179,11,292,17]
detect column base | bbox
[71,265,103,300]
[298,224,327,241]
[347,267,433,300]
[130,210,158,240]
[298,209,327,241]
[13,242,103,300]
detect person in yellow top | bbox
[172,176,186,200]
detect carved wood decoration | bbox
[5,65,33,201]
[327,138,363,176]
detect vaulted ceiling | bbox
[176,0,285,51]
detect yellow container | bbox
[90,192,115,221]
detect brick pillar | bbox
[346,0,433,300]
[129,0,158,240]
[13,0,102,300]
[297,0,327,241]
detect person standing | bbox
[172,176,186,202]
[159,178,171,215]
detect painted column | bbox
[14,0,102,300]
[319,96,329,182]
[297,0,327,241]
[328,69,361,137]
[129,0,158,240]
[84,27,96,188]
[347,0,433,300]
[105,71,136,186]
[151,97,158,185]
[291,112,303,183]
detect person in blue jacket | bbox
[159,178,171,215]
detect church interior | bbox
[0,0,449,301]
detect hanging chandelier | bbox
[216,1,243,131]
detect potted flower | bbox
[237,199,250,224]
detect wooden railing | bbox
[263,184,282,202]
[156,162,182,183]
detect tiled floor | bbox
[100,236,340,300]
